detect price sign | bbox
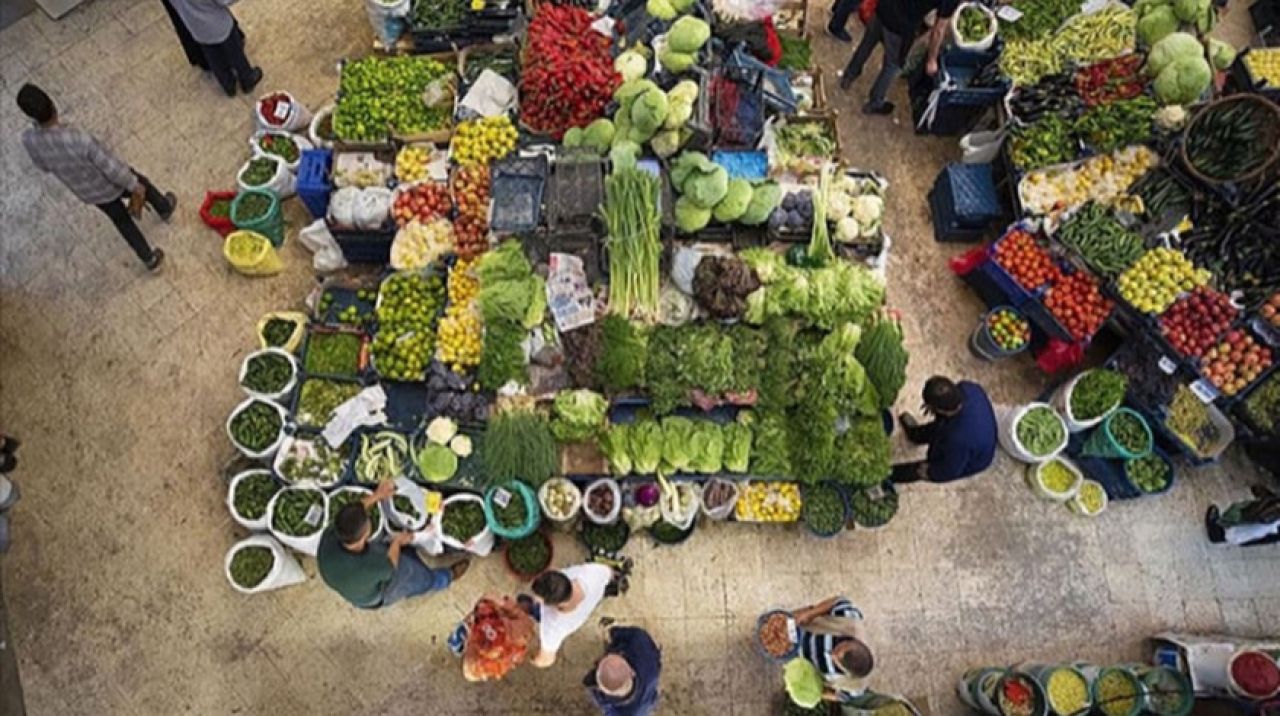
[273,101,292,121]
[425,490,443,514]
[996,5,1023,21]
[866,484,885,501]
[304,504,324,526]
[1157,356,1178,375]
[1189,379,1219,404]
[492,487,512,509]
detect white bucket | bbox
[237,155,297,199]
[254,90,312,133]
[660,481,700,530]
[582,478,623,525]
[308,103,336,150]
[1067,480,1108,517]
[538,477,582,531]
[225,397,287,460]
[1024,457,1083,503]
[249,130,314,173]
[225,534,308,594]
[1050,370,1115,433]
[226,468,279,532]
[960,129,1004,164]
[439,493,495,556]
[328,485,387,542]
[267,486,329,556]
[998,402,1068,464]
[385,477,429,531]
[237,347,299,402]
[951,2,997,52]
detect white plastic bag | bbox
[328,187,360,226]
[298,219,349,273]
[266,487,329,556]
[660,481,700,530]
[226,468,277,532]
[997,402,1068,464]
[960,129,1004,164]
[354,187,392,229]
[699,478,739,521]
[671,247,703,295]
[385,477,429,531]
[226,397,287,459]
[365,0,410,47]
[538,477,582,530]
[272,434,348,489]
[438,494,495,556]
[237,347,298,402]
[582,478,623,525]
[237,155,296,199]
[249,130,314,173]
[254,90,312,133]
[225,535,308,594]
[951,2,997,52]
[309,103,336,150]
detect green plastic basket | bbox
[1081,408,1152,460]
[231,189,285,247]
[483,481,541,540]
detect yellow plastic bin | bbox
[224,230,283,276]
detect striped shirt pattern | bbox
[22,126,138,205]
[798,598,864,701]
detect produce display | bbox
[303,331,363,377]
[391,495,422,525]
[1140,668,1189,715]
[241,352,293,395]
[506,533,552,575]
[1199,330,1272,397]
[994,230,1059,292]
[277,437,349,485]
[799,484,844,535]
[234,192,273,222]
[1074,481,1106,515]
[735,482,801,522]
[479,407,558,486]
[294,379,362,428]
[1184,98,1277,180]
[1108,410,1152,455]
[392,182,451,227]
[451,116,518,166]
[985,308,1030,352]
[271,488,325,537]
[1244,48,1280,87]
[229,400,283,453]
[240,158,277,187]
[997,673,1041,716]
[848,484,899,528]
[1055,204,1145,278]
[519,6,618,138]
[334,56,454,141]
[1019,145,1158,216]
[256,134,299,163]
[440,499,487,542]
[1043,270,1112,341]
[777,35,811,72]
[1009,115,1077,172]
[1241,372,1280,434]
[411,0,465,30]
[1069,369,1127,421]
[1127,454,1170,493]
[1075,55,1144,107]
[209,197,232,218]
[582,520,629,551]
[1016,406,1066,457]
[392,218,454,271]
[229,546,273,589]
[1116,248,1210,314]
[491,487,531,530]
[1036,460,1078,495]
[261,317,301,348]
[757,611,794,658]
[373,272,446,381]
[1164,384,1221,456]
[395,144,436,183]
[327,489,382,528]
[1158,287,1238,358]
[1095,670,1139,716]
[957,4,993,43]
[232,472,280,521]
[603,168,662,318]
[999,0,1078,41]
[354,431,410,483]
[1044,669,1089,716]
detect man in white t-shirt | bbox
[530,563,614,667]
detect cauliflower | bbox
[683,164,729,209]
[835,217,860,244]
[1154,104,1188,130]
[851,195,883,226]
[826,191,852,221]
[426,417,458,445]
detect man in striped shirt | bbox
[792,596,875,703]
[17,84,174,271]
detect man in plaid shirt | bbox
[17,84,174,271]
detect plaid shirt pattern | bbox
[22,125,138,205]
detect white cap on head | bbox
[596,654,634,697]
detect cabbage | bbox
[1148,32,1203,77]
[668,16,710,53]
[683,165,729,209]
[668,80,699,105]
[563,127,585,148]
[669,0,695,10]
[610,141,641,171]
[614,50,648,82]
[651,128,684,159]
[739,181,781,225]
[722,421,752,473]
[1137,5,1178,46]
[712,178,753,223]
[1173,0,1204,23]
[1208,39,1236,70]
[549,389,608,442]
[674,195,712,233]
[629,419,664,474]
[671,151,713,189]
[659,49,696,73]
[784,658,824,709]
[631,86,669,135]
[416,443,458,482]
[1154,55,1211,105]
[582,118,615,154]
[647,0,677,19]
[664,100,694,130]
[615,78,658,103]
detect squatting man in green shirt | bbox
[317,481,470,609]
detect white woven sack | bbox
[225,534,307,594]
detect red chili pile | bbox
[258,92,292,126]
[1044,271,1113,340]
[1158,286,1238,357]
[995,230,1061,291]
[1075,55,1144,106]
[452,164,491,259]
[393,182,452,227]
[520,6,619,139]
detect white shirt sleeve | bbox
[538,563,614,655]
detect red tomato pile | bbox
[994,230,1061,291]
[1200,329,1272,396]
[393,183,452,227]
[1044,271,1113,340]
[453,214,488,260]
[1074,55,1144,106]
[258,92,292,126]
[519,6,619,139]
[451,165,490,259]
[1158,287,1239,357]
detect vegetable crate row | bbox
[956,662,1192,716]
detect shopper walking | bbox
[584,622,662,716]
[458,595,538,682]
[1205,485,1280,547]
[531,562,616,667]
[17,84,173,272]
[827,0,863,42]
[160,0,210,70]
[316,480,470,609]
[788,596,875,703]
[890,375,996,484]
[167,0,263,97]
[839,0,959,114]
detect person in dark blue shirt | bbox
[890,376,996,484]
[583,623,662,716]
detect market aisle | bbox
[0,0,1276,714]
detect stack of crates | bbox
[910,47,1008,136]
[929,162,1004,243]
[297,149,332,221]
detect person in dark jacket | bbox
[840,0,959,114]
[827,0,864,42]
[584,622,662,716]
[160,0,210,70]
[168,0,262,96]
[890,376,996,484]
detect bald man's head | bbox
[596,654,635,697]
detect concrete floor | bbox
[0,1,1276,714]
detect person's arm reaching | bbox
[794,596,843,625]
[367,480,395,507]
[926,17,950,76]
[386,531,411,567]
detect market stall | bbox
[927,0,1280,483]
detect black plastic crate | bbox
[330,223,395,264]
[491,155,549,232]
[545,155,606,230]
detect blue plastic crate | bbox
[929,185,989,243]
[933,163,1003,228]
[297,149,332,221]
